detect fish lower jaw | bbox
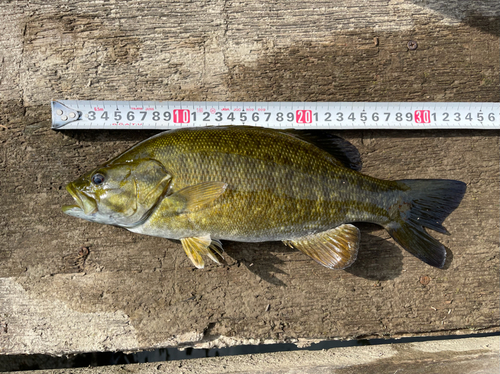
[65,184,98,215]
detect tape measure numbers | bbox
[52,100,500,130]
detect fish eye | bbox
[91,173,105,185]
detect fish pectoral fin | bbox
[172,181,228,213]
[283,224,360,269]
[181,235,224,268]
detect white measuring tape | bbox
[52,100,500,130]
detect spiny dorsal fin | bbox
[284,130,362,171]
[181,235,224,268]
[283,224,360,269]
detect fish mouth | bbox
[62,183,98,216]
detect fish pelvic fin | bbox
[181,235,224,269]
[385,179,467,268]
[283,224,360,269]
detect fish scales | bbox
[123,127,394,240]
[63,126,466,269]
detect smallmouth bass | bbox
[63,126,466,269]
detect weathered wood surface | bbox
[6,336,500,373]
[0,0,499,356]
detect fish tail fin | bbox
[384,179,466,268]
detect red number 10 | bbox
[173,109,190,123]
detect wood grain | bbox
[0,0,498,356]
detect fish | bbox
[63,126,466,270]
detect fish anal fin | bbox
[181,235,224,268]
[283,224,360,269]
[173,181,228,213]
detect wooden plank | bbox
[0,0,499,356]
[6,336,500,373]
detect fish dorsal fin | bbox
[284,130,362,171]
[169,181,228,213]
[283,224,360,269]
[181,235,224,268]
